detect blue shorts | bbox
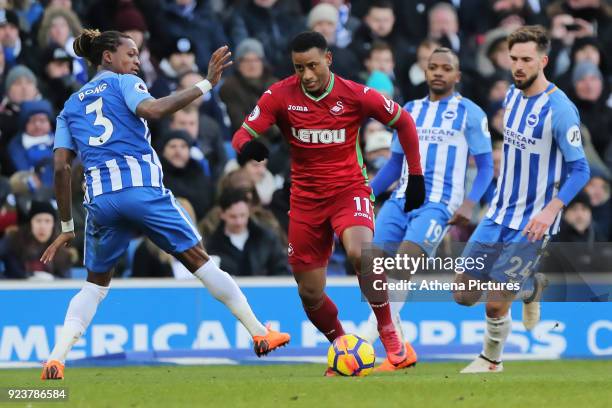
[373,199,451,256]
[460,217,547,287]
[83,187,202,272]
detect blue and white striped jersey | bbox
[486,83,586,234]
[393,93,492,213]
[54,70,162,201]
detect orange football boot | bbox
[375,342,418,372]
[378,324,409,366]
[324,367,338,377]
[41,360,64,380]
[252,326,290,357]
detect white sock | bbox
[49,282,109,362]
[194,260,267,336]
[482,313,511,363]
[361,277,407,344]
[390,300,406,318]
[387,274,409,315]
[360,310,380,344]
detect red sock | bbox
[304,293,345,342]
[358,271,393,328]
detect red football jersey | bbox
[238,73,404,200]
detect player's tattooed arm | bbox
[41,148,76,264]
[136,46,232,120]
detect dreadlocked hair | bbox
[73,29,131,66]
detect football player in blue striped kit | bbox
[456,26,590,373]
[360,48,494,370]
[40,29,289,380]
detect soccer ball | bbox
[327,334,375,377]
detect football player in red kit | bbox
[232,32,425,375]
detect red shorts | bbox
[288,184,375,272]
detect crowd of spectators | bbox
[0,0,609,279]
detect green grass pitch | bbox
[1,360,610,408]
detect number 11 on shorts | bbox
[353,196,370,213]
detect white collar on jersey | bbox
[426,92,460,103]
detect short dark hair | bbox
[219,188,250,211]
[368,0,394,12]
[368,40,394,59]
[508,25,550,54]
[430,46,460,69]
[418,38,442,51]
[290,31,328,53]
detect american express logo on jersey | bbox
[417,127,458,143]
[290,127,346,144]
[503,128,539,150]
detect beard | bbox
[513,72,538,90]
[430,84,451,95]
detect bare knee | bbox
[453,290,480,306]
[176,243,210,272]
[298,282,325,307]
[486,301,511,318]
[453,274,482,306]
[87,270,113,286]
[345,247,362,272]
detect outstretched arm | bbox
[391,110,425,212]
[523,158,590,242]
[448,153,494,226]
[361,89,424,212]
[231,85,280,162]
[136,46,232,120]
[41,148,76,264]
[370,151,403,197]
[391,109,422,176]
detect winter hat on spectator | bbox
[114,1,148,32]
[366,70,394,97]
[165,37,196,59]
[570,37,607,72]
[567,192,592,211]
[0,8,20,29]
[19,100,53,130]
[41,45,73,67]
[365,130,392,153]
[6,65,37,91]
[235,38,265,61]
[307,3,338,28]
[572,61,602,85]
[155,129,193,152]
[589,164,611,183]
[476,28,511,77]
[28,200,56,221]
